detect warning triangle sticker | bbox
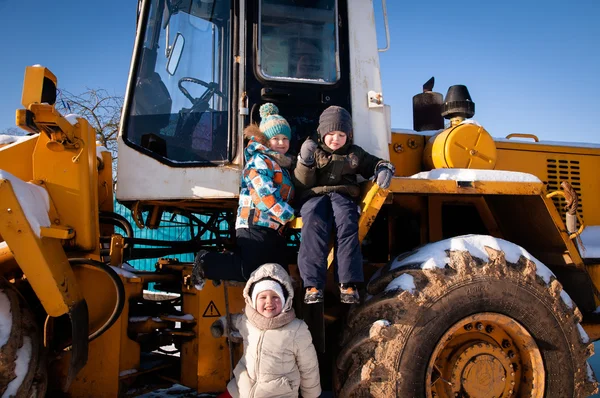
[202,301,221,318]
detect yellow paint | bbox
[32,122,100,251]
[389,132,426,177]
[97,150,114,213]
[389,177,544,196]
[40,225,75,239]
[21,65,57,108]
[424,123,497,169]
[0,179,82,316]
[0,134,37,181]
[52,266,144,396]
[181,274,245,392]
[427,312,544,398]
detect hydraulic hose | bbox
[99,211,134,249]
[63,258,126,349]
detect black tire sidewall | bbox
[395,276,576,397]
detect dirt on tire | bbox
[335,235,599,397]
[0,281,45,398]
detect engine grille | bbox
[546,158,584,221]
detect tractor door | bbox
[244,0,351,153]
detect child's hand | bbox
[374,163,395,189]
[299,139,318,166]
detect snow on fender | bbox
[0,170,50,238]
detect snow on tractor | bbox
[1,0,600,397]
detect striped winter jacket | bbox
[235,129,295,232]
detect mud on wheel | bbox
[0,280,46,397]
[335,235,598,397]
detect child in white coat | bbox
[211,263,321,398]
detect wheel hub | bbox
[426,313,544,398]
[451,343,514,398]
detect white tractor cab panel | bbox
[347,0,390,161]
[117,0,388,202]
[116,136,240,200]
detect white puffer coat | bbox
[226,263,321,398]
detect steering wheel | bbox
[178,77,226,105]
[174,77,226,142]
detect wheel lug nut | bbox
[502,339,511,348]
[485,325,494,333]
[508,350,515,358]
[476,322,484,331]
[464,323,473,331]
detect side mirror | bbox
[166,33,185,76]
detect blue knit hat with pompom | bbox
[259,103,291,140]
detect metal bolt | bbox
[511,372,515,376]
[454,393,459,397]
[470,149,478,156]
[511,381,515,386]
[7,208,12,214]
[485,325,494,333]
[476,322,484,331]
[501,377,506,381]
[502,339,511,348]
[509,390,513,395]
[508,350,515,359]
[464,323,473,331]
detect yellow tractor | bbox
[1,0,599,397]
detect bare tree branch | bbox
[56,88,124,178]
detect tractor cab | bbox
[117,0,390,203]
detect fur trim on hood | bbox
[243,263,294,312]
[244,124,268,146]
[244,124,293,169]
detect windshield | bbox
[258,0,339,84]
[125,0,231,164]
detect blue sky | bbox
[0,0,598,143]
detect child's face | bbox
[268,134,290,155]
[255,290,283,318]
[323,130,347,151]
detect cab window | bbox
[258,0,339,84]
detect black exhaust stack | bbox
[412,77,444,132]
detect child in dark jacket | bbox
[192,103,295,287]
[294,106,395,304]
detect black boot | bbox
[339,284,360,304]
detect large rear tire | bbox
[0,281,47,398]
[335,235,598,397]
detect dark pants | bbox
[298,193,363,288]
[201,226,288,282]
